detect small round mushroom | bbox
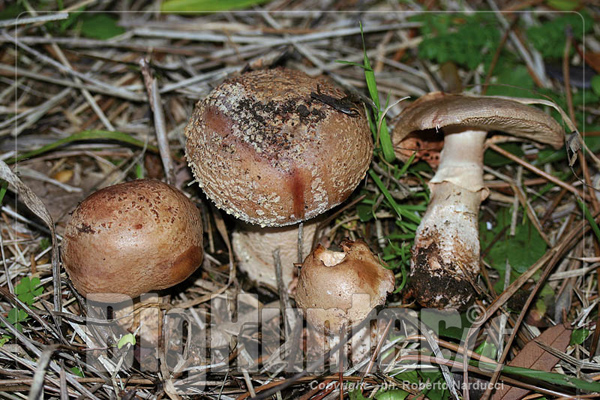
[185,67,373,288]
[392,92,564,309]
[62,179,204,303]
[295,240,395,364]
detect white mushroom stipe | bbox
[232,220,318,289]
[410,130,487,309]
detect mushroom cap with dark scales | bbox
[185,68,373,227]
[61,180,204,303]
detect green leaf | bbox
[15,277,43,306]
[475,341,497,359]
[58,9,84,32]
[369,170,420,225]
[484,65,535,98]
[476,360,600,392]
[17,292,34,306]
[547,0,580,10]
[484,143,525,167]
[420,309,473,340]
[161,0,272,12]
[5,130,158,164]
[356,23,395,162]
[39,238,51,251]
[70,366,85,377]
[7,307,29,331]
[416,13,500,69]
[0,335,11,346]
[480,208,547,281]
[578,199,600,246]
[135,162,144,179]
[0,3,26,20]
[418,370,449,400]
[79,14,125,40]
[570,328,590,345]
[375,389,410,400]
[117,333,136,349]
[357,203,374,222]
[349,390,368,400]
[527,12,593,59]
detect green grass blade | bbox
[358,22,396,162]
[378,116,395,163]
[578,198,600,244]
[0,180,7,205]
[6,130,158,164]
[369,169,420,224]
[161,0,271,12]
[397,151,417,176]
[475,360,600,392]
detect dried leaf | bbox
[584,52,600,73]
[491,323,571,400]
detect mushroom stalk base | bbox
[408,129,487,309]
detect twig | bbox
[3,32,140,102]
[476,211,600,400]
[487,142,584,198]
[0,13,69,28]
[487,2,548,87]
[139,58,175,185]
[482,17,518,95]
[18,2,115,132]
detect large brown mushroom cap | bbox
[295,240,395,333]
[392,92,565,166]
[62,179,204,303]
[185,68,373,227]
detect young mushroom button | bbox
[296,239,395,330]
[61,179,204,303]
[392,92,564,309]
[295,240,395,364]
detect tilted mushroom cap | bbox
[185,68,373,227]
[62,179,204,303]
[392,92,565,166]
[295,240,395,333]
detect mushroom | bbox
[392,92,564,309]
[295,240,395,365]
[185,67,372,288]
[62,179,204,303]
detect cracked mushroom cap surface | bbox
[185,68,373,227]
[295,240,395,333]
[62,179,204,303]
[392,92,565,167]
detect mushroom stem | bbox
[232,220,318,290]
[408,129,488,309]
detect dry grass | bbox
[0,1,599,399]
